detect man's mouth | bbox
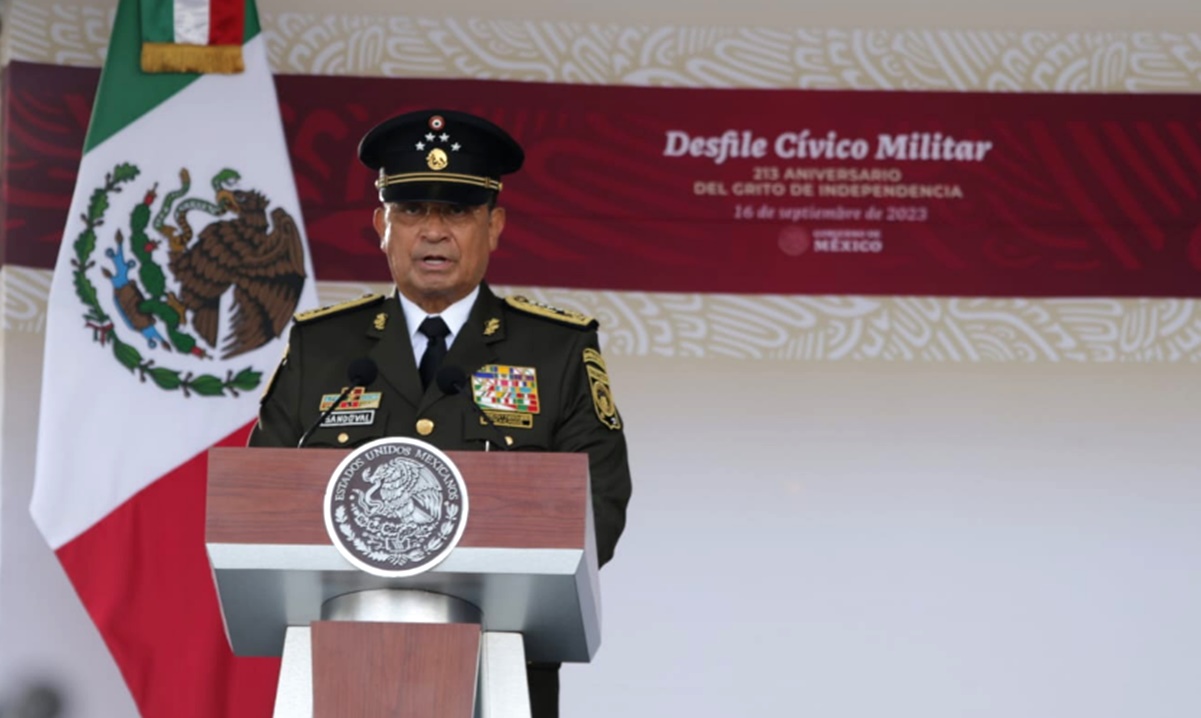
[418,255,453,268]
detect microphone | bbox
[297,357,379,448]
[436,365,511,451]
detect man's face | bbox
[375,200,506,314]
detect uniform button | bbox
[337,432,350,444]
[416,418,435,436]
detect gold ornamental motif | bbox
[416,418,435,435]
[426,148,449,171]
[504,295,595,328]
[294,293,384,324]
[373,312,388,331]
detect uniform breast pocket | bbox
[461,411,551,451]
[302,409,390,448]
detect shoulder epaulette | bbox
[294,293,385,324]
[504,295,597,329]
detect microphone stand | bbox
[297,384,356,448]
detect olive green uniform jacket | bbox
[248,283,631,567]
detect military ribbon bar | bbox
[472,365,541,414]
[139,0,245,74]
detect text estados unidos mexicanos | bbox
[663,129,994,165]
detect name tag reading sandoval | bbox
[323,437,468,578]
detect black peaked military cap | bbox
[358,109,525,206]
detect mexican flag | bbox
[30,0,317,714]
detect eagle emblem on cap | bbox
[427,148,449,171]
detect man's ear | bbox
[488,206,506,251]
[373,205,387,247]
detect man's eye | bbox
[445,205,470,218]
[398,203,425,216]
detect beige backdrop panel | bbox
[5,0,1201,40]
[3,2,1200,91]
[6,270,1201,363]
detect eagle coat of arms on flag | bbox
[73,162,306,397]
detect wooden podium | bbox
[205,447,601,717]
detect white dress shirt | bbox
[395,286,480,365]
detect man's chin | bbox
[401,282,472,311]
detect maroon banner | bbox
[4,60,1201,296]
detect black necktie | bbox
[417,316,450,390]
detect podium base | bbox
[478,632,534,718]
[272,589,531,718]
[275,625,312,718]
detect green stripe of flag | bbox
[139,0,178,45]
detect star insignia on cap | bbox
[415,141,426,150]
[425,133,435,141]
[451,142,461,151]
[439,133,450,142]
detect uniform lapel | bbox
[368,294,424,411]
[417,284,505,413]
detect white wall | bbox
[564,357,1200,717]
[0,314,138,716]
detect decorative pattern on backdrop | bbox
[3,3,1201,91]
[7,268,1201,362]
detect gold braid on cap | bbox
[376,172,503,192]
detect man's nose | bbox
[417,209,451,236]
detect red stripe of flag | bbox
[56,422,278,717]
[208,0,244,45]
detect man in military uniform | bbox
[249,109,632,716]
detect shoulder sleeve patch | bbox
[583,347,622,430]
[505,295,598,329]
[294,293,385,324]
